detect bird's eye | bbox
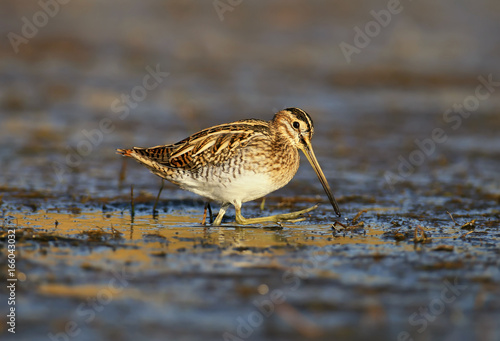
[292,121,300,129]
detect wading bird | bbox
[117,107,341,225]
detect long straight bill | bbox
[301,141,341,217]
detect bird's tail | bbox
[116,148,134,157]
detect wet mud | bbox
[1,1,500,341]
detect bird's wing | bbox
[120,119,270,171]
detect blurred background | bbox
[1,0,499,196]
[1,1,499,341]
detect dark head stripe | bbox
[284,107,314,130]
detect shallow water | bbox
[2,190,499,340]
[1,1,500,340]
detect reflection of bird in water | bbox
[118,107,341,225]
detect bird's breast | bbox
[172,141,300,204]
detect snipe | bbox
[117,107,341,225]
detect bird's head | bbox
[272,108,341,217]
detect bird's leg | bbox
[152,179,165,217]
[234,203,319,225]
[213,203,230,226]
[201,202,214,225]
[207,203,213,224]
[259,197,266,211]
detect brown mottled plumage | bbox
[118,107,341,225]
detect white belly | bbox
[177,172,281,204]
